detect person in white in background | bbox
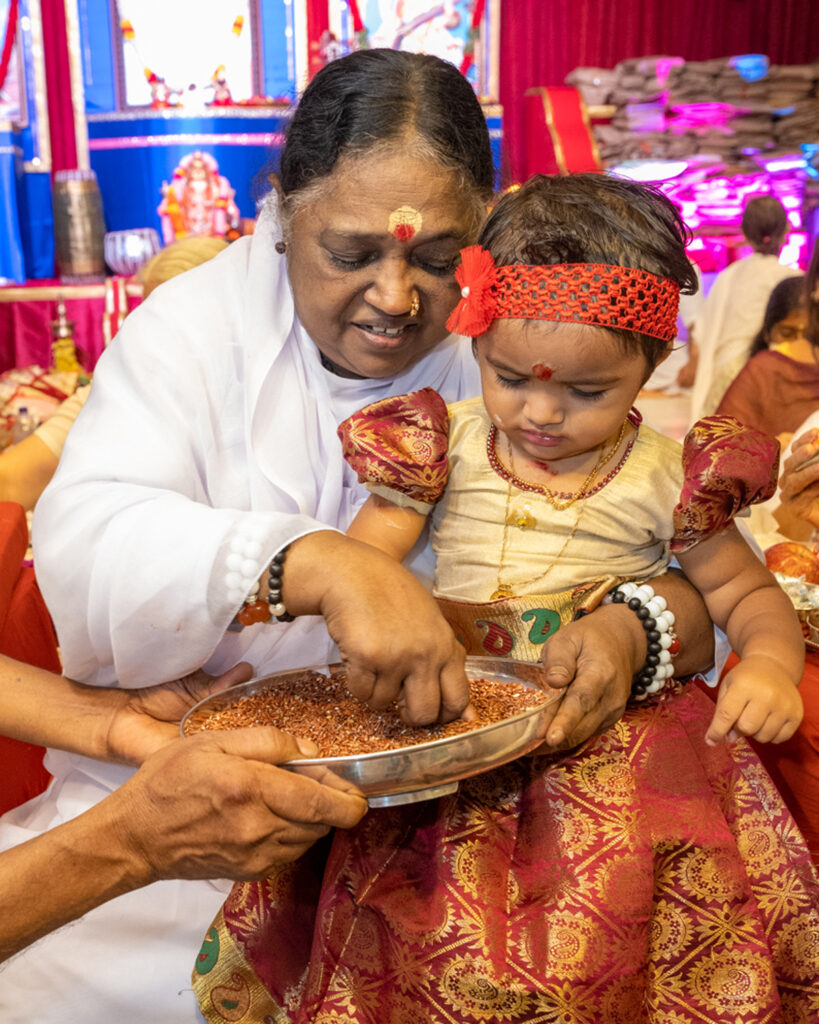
[688,194,802,424]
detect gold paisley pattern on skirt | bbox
[454,840,520,903]
[675,846,748,902]
[599,974,648,1024]
[438,954,530,1018]
[574,749,636,801]
[772,914,819,979]
[687,948,774,1014]
[734,811,790,872]
[550,799,597,854]
[541,912,606,980]
[648,901,695,960]
[323,902,387,973]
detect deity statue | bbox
[157,151,240,245]
[207,66,234,107]
[145,70,180,110]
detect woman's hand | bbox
[104,662,255,765]
[283,531,470,726]
[537,570,715,750]
[776,428,819,537]
[537,603,640,749]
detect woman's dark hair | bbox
[748,275,808,356]
[257,49,493,209]
[478,173,698,371]
[741,195,788,255]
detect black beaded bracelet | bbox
[267,546,295,623]
[604,583,677,701]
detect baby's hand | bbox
[706,654,803,746]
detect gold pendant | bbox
[507,503,537,530]
[491,585,514,600]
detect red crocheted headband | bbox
[446,245,680,343]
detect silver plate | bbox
[181,656,564,807]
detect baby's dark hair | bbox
[741,196,788,255]
[748,275,808,357]
[478,174,698,371]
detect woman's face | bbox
[768,306,809,348]
[285,147,480,379]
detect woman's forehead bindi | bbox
[388,205,423,241]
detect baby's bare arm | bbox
[677,525,804,744]
[346,494,427,562]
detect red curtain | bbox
[306,0,331,81]
[40,0,77,172]
[499,0,819,185]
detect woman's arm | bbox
[539,569,716,749]
[0,727,367,965]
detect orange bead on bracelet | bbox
[237,600,271,626]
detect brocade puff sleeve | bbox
[670,415,779,554]
[337,387,451,514]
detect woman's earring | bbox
[275,241,287,254]
[409,291,421,318]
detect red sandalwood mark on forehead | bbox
[388,205,423,241]
[532,363,553,380]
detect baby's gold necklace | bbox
[490,422,628,601]
[500,419,627,511]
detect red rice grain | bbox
[184,669,549,756]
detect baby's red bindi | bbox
[532,363,554,380]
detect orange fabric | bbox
[0,502,60,815]
[707,650,819,868]
[523,86,602,178]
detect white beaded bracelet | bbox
[603,582,679,701]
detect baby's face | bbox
[475,319,650,471]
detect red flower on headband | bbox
[446,245,499,337]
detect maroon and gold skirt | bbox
[192,681,819,1023]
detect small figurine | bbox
[158,151,240,244]
[318,30,345,65]
[50,299,82,374]
[145,69,180,110]
[207,66,234,107]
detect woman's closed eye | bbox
[326,250,375,270]
[414,256,459,277]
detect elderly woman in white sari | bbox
[4,49,719,1023]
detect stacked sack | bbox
[565,55,819,168]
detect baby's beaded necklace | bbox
[486,411,639,510]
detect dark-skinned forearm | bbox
[0,794,151,964]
